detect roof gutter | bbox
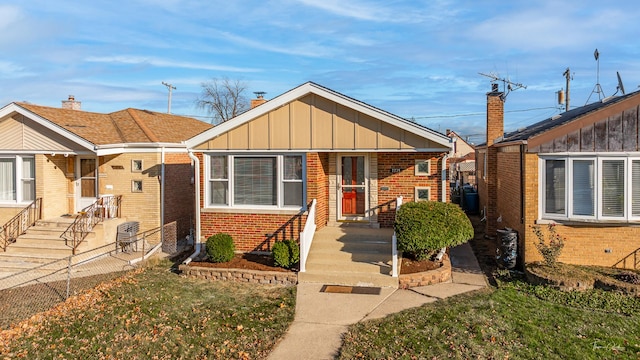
[183,150,202,264]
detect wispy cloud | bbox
[291,0,430,23]
[84,55,261,73]
[215,31,337,58]
[0,61,34,78]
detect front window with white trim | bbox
[541,156,640,221]
[206,154,305,209]
[0,155,35,203]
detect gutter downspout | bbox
[441,152,450,203]
[160,147,165,244]
[184,151,201,264]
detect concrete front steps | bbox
[298,225,398,288]
[0,217,96,274]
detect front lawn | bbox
[339,275,640,359]
[0,260,296,359]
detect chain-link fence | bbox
[0,221,179,330]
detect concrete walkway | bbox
[268,242,487,360]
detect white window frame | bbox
[204,153,306,210]
[0,155,35,204]
[414,186,431,202]
[540,155,640,222]
[414,159,431,176]
[541,157,567,219]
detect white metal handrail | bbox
[391,196,403,277]
[299,199,317,273]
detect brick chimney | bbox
[485,83,504,237]
[251,92,267,108]
[486,84,504,145]
[62,95,81,110]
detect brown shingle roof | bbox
[16,103,212,145]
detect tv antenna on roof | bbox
[478,72,526,101]
[586,49,605,104]
[162,81,176,114]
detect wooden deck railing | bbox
[0,198,42,251]
[61,195,122,255]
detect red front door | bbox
[340,156,365,217]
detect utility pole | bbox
[563,68,571,111]
[162,82,176,114]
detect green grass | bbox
[339,276,640,360]
[1,260,296,359]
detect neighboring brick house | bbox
[0,98,212,238]
[477,85,640,269]
[185,82,453,252]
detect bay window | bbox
[0,155,35,203]
[541,156,640,221]
[206,154,305,209]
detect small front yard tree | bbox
[394,201,473,260]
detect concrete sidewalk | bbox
[268,242,487,359]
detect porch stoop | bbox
[0,217,104,274]
[298,226,398,288]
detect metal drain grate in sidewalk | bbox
[320,285,381,295]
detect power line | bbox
[408,106,558,120]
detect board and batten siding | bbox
[529,104,640,153]
[0,114,86,152]
[194,94,444,151]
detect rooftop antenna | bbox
[586,49,605,104]
[162,81,176,114]
[478,72,527,101]
[614,71,626,96]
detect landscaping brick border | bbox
[179,264,298,286]
[398,253,451,289]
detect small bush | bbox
[531,224,564,266]
[206,233,235,263]
[394,201,473,260]
[272,240,299,269]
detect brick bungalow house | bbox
[185,82,452,253]
[477,86,640,269]
[0,97,212,247]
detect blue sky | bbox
[2,1,640,144]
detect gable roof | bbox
[499,90,640,145]
[11,103,212,145]
[186,81,451,150]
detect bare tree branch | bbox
[195,77,249,124]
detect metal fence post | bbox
[66,255,72,299]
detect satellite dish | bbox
[617,71,626,95]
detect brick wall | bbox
[39,154,70,219]
[495,148,522,232]
[306,152,329,230]
[164,153,195,238]
[99,153,161,232]
[201,211,307,252]
[377,152,444,227]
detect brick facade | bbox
[197,151,447,251]
[377,152,444,227]
[481,88,640,269]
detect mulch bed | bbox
[400,257,442,275]
[190,252,444,275]
[189,253,292,272]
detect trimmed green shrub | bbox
[286,240,300,265]
[394,201,473,260]
[272,240,299,269]
[206,233,235,263]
